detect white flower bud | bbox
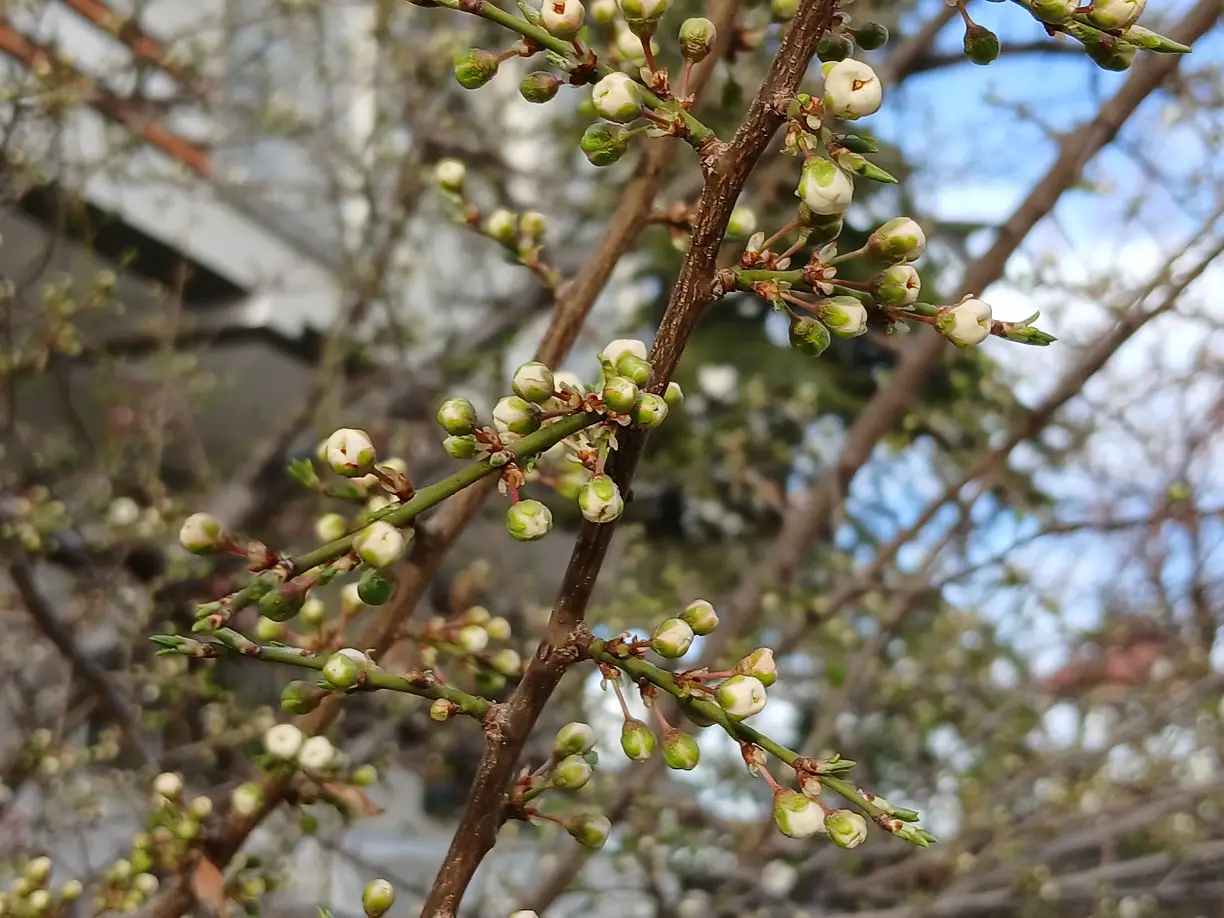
[578,474,624,523]
[601,338,648,367]
[231,782,263,816]
[761,860,799,898]
[435,159,466,191]
[108,496,141,527]
[354,521,407,569]
[300,596,326,626]
[511,912,540,918]
[485,209,518,246]
[187,795,213,820]
[457,624,490,654]
[297,735,337,771]
[727,206,757,238]
[735,647,777,686]
[540,0,586,38]
[821,296,869,338]
[681,599,719,635]
[592,72,643,123]
[491,648,522,676]
[153,771,183,802]
[797,158,853,215]
[485,615,512,640]
[937,297,993,347]
[520,211,548,239]
[1030,0,1078,22]
[825,808,869,848]
[773,790,827,838]
[60,880,84,901]
[512,362,557,403]
[323,650,363,689]
[178,512,227,554]
[263,723,305,760]
[134,873,159,896]
[507,499,554,542]
[715,674,767,720]
[437,397,479,435]
[1088,0,1145,30]
[651,617,695,658]
[876,264,920,306]
[25,856,52,884]
[554,721,597,757]
[552,753,593,789]
[823,58,882,120]
[315,512,348,543]
[342,582,365,615]
[324,428,377,478]
[602,375,640,413]
[565,812,611,848]
[493,396,543,437]
[590,0,617,23]
[868,217,925,263]
[362,879,396,918]
[632,393,669,428]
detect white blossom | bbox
[823,59,882,120]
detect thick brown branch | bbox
[416,2,837,915]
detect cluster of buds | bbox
[0,855,83,917]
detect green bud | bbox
[322,651,364,690]
[591,0,618,24]
[506,499,554,542]
[651,617,695,658]
[825,808,869,848]
[619,0,671,28]
[1030,0,1077,24]
[771,0,798,19]
[853,22,890,50]
[491,648,522,677]
[632,392,669,429]
[437,397,478,435]
[352,764,378,786]
[552,753,593,789]
[512,361,556,404]
[580,123,631,167]
[773,789,826,838]
[963,23,1000,66]
[578,474,624,523]
[443,435,479,459]
[280,680,324,715]
[620,718,656,761]
[520,71,562,104]
[788,314,832,358]
[663,381,684,407]
[616,353,652,387]
[300,811,318,834]
[868,217,926,263]
[817,32,853,62]
[679,17,717,62]
[554,721,597,757]
[453,49,499,90]
[662,731,700,770]
[875,264,921,307]
[254,616,284,642]
[362,879,395,918]
[357,569,395,605]
[821,295,869,339]
[681,599,718,635]
[259,588,304,623]
[602,375,640,413]
[1086,39,1136,71]
[565,812,611,849]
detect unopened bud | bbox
[552,753,593,789]
[716,674,768,720]
[362,879,396,918]
[430,698,455,721]
[178,512,227,554]
[507,499,554,542]
[664,381,684,406]
[590,0,617,23]
[457,624,490,654]
[578,474,624,523]
[453,48,500,90]
[187,796,213,820]
[322,651,363,690]
[555,721,597,757]
[263,723,305,760]
[231,782,263,816]
[355,521,407,569]
[259,587,305,623]
[788,314,832,358]
[797,157,854,215]
[632,393,669,429]
[823,59,881,120]
[437,397,478,435]
[681,599,718,635]
[1030,0,1077,23]
[773,789,827,838]
[679,17,716,62]
[727,207,757,239]
[867,217,926,263]
[491,648,522,677]
[485,616,512,641]
[615,353,652,387]
[853,22,889,49]
[281,680,324,715]
[513,361,557,403]
[936,297,992,347]
[651,617,695,658]
[301,596,326,626]
[493,396,543,437]
[540,0,586,38]
[825,809,869,848]
[592,72,643,123]
[771,0,798,20]
[153,771,183,802]
[565,812,611,848]
[443,434,479,459]
[357,569,395,605]
[315,512,348,543]
[875,264,921,306]
[1087,0,1145,31]
[621,718,656,761]
[962,23,1000,66]
[434,158,466,191]
[820,296,869,338]
[352,764,378,786]
[816,31,852,62]
[602,375,640,413]
[255,615,284,642]
[662,731,700,770]
[1086,39,1135,71]
[618,0,670,29]
[581,123,631,166]
[324,428,377,477]
[520,211,548,240]
[485,209,518,246]
[735,648,778,687]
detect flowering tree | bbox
[1,0,1222,917]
